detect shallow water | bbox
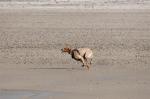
[0,90,65,99]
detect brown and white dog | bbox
[61,47,93,70]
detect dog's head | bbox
[61,47,71,54]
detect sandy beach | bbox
[0,9,150,99]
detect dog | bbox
[61,47,93,70]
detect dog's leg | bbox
[79,56,86,67]
[89,58,92,65]
[82,58,90,70]
[86,58,91,70]
[86,65,90,70]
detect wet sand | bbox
[0,9,150,99]
[0,63,150,99]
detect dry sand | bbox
[0,9,150,99]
